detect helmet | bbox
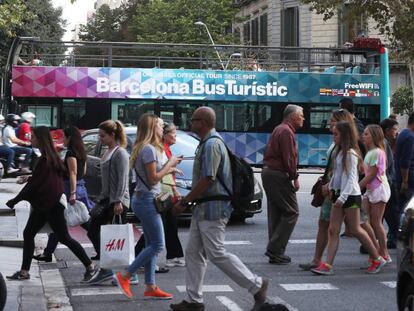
[6,114,21,128]
[21,111,36,122]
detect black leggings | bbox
[22,203,92,271]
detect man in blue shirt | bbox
[171,107,268,311]
[395,112,414,213]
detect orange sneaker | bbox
[114,272,132,299]
[144,286,173,300]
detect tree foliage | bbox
[300,0,414,109]
[75,0,239,69]
[391,86,413,115]
[0,0,28,37]
[130,0,238,45]
[0,0,65,69]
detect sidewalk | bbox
[0,179,48,311]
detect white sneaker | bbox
[175,257,186,267]
[383,256,392,264]
[166,258,186,267]
[7,168,19,174]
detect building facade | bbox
[235,0,409,98]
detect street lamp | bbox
[195,21,225,70]
[225,52,242,70]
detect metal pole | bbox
[203,25,225,70]
[195,22,225,70]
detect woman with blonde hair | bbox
[359,125,391,262]
[114,114,181,300]
[87,120,130,284]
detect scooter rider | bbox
[2,114,32,173]
[18,112,36,143]
[0,115,19,174]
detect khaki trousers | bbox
[185,217,263,303]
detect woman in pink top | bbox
[359,125,391,262]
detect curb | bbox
[40,268,74,311]
[0,240,23,248]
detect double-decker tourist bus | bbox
[1,37,389,166]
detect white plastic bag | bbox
[100,221,134,269]
[64,200,90,227]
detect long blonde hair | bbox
[130,113,163,168]
[98,120,127,148]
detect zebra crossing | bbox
[65,280,397,311]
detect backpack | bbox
[197,136,255,210]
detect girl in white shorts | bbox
[359,125,391,263]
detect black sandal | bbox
[6,271,30,280]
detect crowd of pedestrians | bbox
[2,99,413,310]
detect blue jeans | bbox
[128,192,165,285]
[11,146,32,167]
[0,145,15,169]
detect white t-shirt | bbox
[0,129,4,146]
[3,126,17,147]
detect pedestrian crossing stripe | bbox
[280,283,338,291]
[176,285,233,292]
[71,287,122,296]
[217,296,243,311]
[381,281,396,288]
[289,239,316,244]
[224,241,252,245]
[57,243,93,249]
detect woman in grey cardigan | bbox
[87,120,130,284]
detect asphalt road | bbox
[53,173,398,311]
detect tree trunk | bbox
[409,59,414,111]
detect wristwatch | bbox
[181,197,193,207]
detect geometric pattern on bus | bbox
[219,132,332,166]
[12,66,380,105]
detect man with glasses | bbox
[170,107,268,311]
[262,104,304,264]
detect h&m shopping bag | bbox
[100,221,134,269]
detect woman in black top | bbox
[33,126,93,263]
[6,126,96,281]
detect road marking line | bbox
[71,287,122,296]
[216,296,243,311]
[176,285,233,293]
[57,243,93,249]
[224,241,252,245]
[269,296,300,311]
[289,239,316,244]
[381,281,397,288]
[41,269,73,310]
[280,283,338,291]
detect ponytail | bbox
[98,119,127,148]
[114,120,127,148]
